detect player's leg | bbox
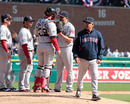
[88,59,100,100]
[5,50,12,89]
[54,53,64,92]
[62,47,73,92]
[33,45,44,92]
[41,48,55,92]
[18,50,28,91]
[0,48,8,90]
[5,59,13,88]
[76,58,89,97]
[24,51,33,91]
[5,58,17,91]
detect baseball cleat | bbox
[25,89,31,92]
[33,89,39,92]
[7,87,19,92]
[41,88,53,92]
[66,89,73,92]
[18,89,30,92]
[32,86,40,92]
[0,88,8,92]
[54,89,61,92]
[75,90,81,98]
[92,94,101,101]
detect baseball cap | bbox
[59,11,68,17]
[83,17,94,24]
[24,16,35,22]
[1,14,13,21]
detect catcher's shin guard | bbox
[40,77,45,87]
[41,77,53,92]
[33,77,41,92]
[41,65,53,92]
[40,77,46,92]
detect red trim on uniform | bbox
[1,40,9,52]
[22,44,30,58]
[50,38,60,51]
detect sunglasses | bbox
[85,22,92,24]
[6,19,12,21]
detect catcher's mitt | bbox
[56,21,63,33]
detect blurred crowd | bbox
[0,0,128,7]
[103,47,130,57]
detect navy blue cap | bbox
[24,16,35,22]
[83,17,94,23]
[1,14,13,20]
[59,11,68,17]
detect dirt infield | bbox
[0,91,130,104]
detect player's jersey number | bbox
[38,28,48,36]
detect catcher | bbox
[33,7,61,92]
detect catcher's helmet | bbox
[44,7,57,16]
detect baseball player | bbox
[18,16,35,92]
[33,7,61,92]
[0,14,17,92]
[54,11,75,92]
[72,17,104,101]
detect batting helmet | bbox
[44,7,57,17]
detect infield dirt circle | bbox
[0,91,130,104]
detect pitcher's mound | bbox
[0,91,129,104]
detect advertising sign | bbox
[63,67,130,83]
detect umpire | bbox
[72,17,104,101]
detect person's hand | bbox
[56,50,61,55]
[58,32,62,35]
[7,51,11,59]
[27,58,31,65]
[97,59,101,64]
[75,57,80,64]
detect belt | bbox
[39,34,49,37]
[28,50,33,52]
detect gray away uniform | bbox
[34,18,57,90]
[18,27,34,90]
[55,22,75,91]
[0,25,13,89]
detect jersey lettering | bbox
[39,28,48,36]
[82,37,98,43]
[36,19,49,36]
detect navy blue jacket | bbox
[72,28,104,60]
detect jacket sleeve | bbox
[72,34,80,59]
[97,33,104,60]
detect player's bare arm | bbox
[97,59,101,64]
[56,50,61,55]
[7,51,11,59]
[75,57,80,64]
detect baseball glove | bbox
[56,21,63,33]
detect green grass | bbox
[12,82,130,91]
[98,83,130,91]
[12,82,130,102]
[100,94,130,102]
